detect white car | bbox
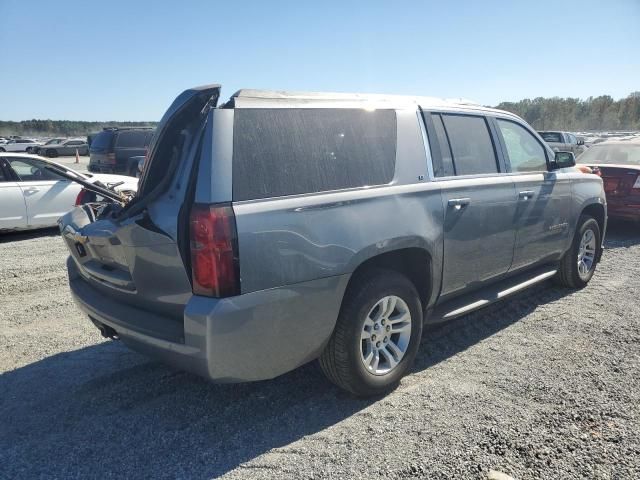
[0,138,43,152]
[0,153,137,231]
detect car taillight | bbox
[189,203,240,297]
[75,189,88,206]
[106,153,116,164]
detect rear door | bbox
[423,111,517,298]
[0,159,27,229]
[6,157,79,228]
[59,85,220,316]
[493,118,572,270]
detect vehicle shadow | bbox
[603,219,640,249]
[0,227,59,243]
[1,280,570,479]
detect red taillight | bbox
[106,153,116,164]
[75,189,88,206]
[189,203,240,297]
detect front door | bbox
[494,118,572,271]
[6,157,79,228]
[0,159,27,230]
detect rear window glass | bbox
[232,108,397,201]
[90,131,113,150]
[115,131,149,148]
[441,114,498,175]
[539,132,563,143]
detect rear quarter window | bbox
[115,131,149,148]
[232,108,397,201]
[90,131,113,150]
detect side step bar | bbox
[426,265,558,324]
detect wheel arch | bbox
[581,202,606,237]
[579,200,606,261]
[345,245,434,311]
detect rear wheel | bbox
[555,215,601,288]
[319,269,423,396]
[0,147,5,152]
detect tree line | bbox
[495,92,640,132]
[0,120,157,137]
[2,93,639,137]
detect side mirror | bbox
[551,151,576,170]
[577,138,585,146]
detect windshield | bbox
[539,132,563,143]
[578,144,640,166]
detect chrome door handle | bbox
[518,190,535,200]
[24,187,40,193]
[448,198,471,210]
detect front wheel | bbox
[555,215,601,288]
[46,149,58,158]
[319,269,423,396]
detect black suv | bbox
[88,127,154,176]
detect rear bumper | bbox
[87,164,127,174]
[67,257,349,382]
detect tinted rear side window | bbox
[90,131,113,150]
[115,131,149,148]
[233,108,397,201]
[441,114,498,175]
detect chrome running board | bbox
[427,266,558,324]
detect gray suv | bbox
[538,131,587,156]
[59,85,607,396]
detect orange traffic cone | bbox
[75,149,80,164]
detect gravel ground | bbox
[1,222,639,479]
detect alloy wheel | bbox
[360,295,412,375]
[577,228,596,279]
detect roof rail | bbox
[228,89,484,110]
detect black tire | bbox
[555,215,601,288]
[46,149,58,158]
[319,268,423,396]
[0,147,5,152]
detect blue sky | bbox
[0,0,638,121]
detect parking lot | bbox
[0,222,638,479]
